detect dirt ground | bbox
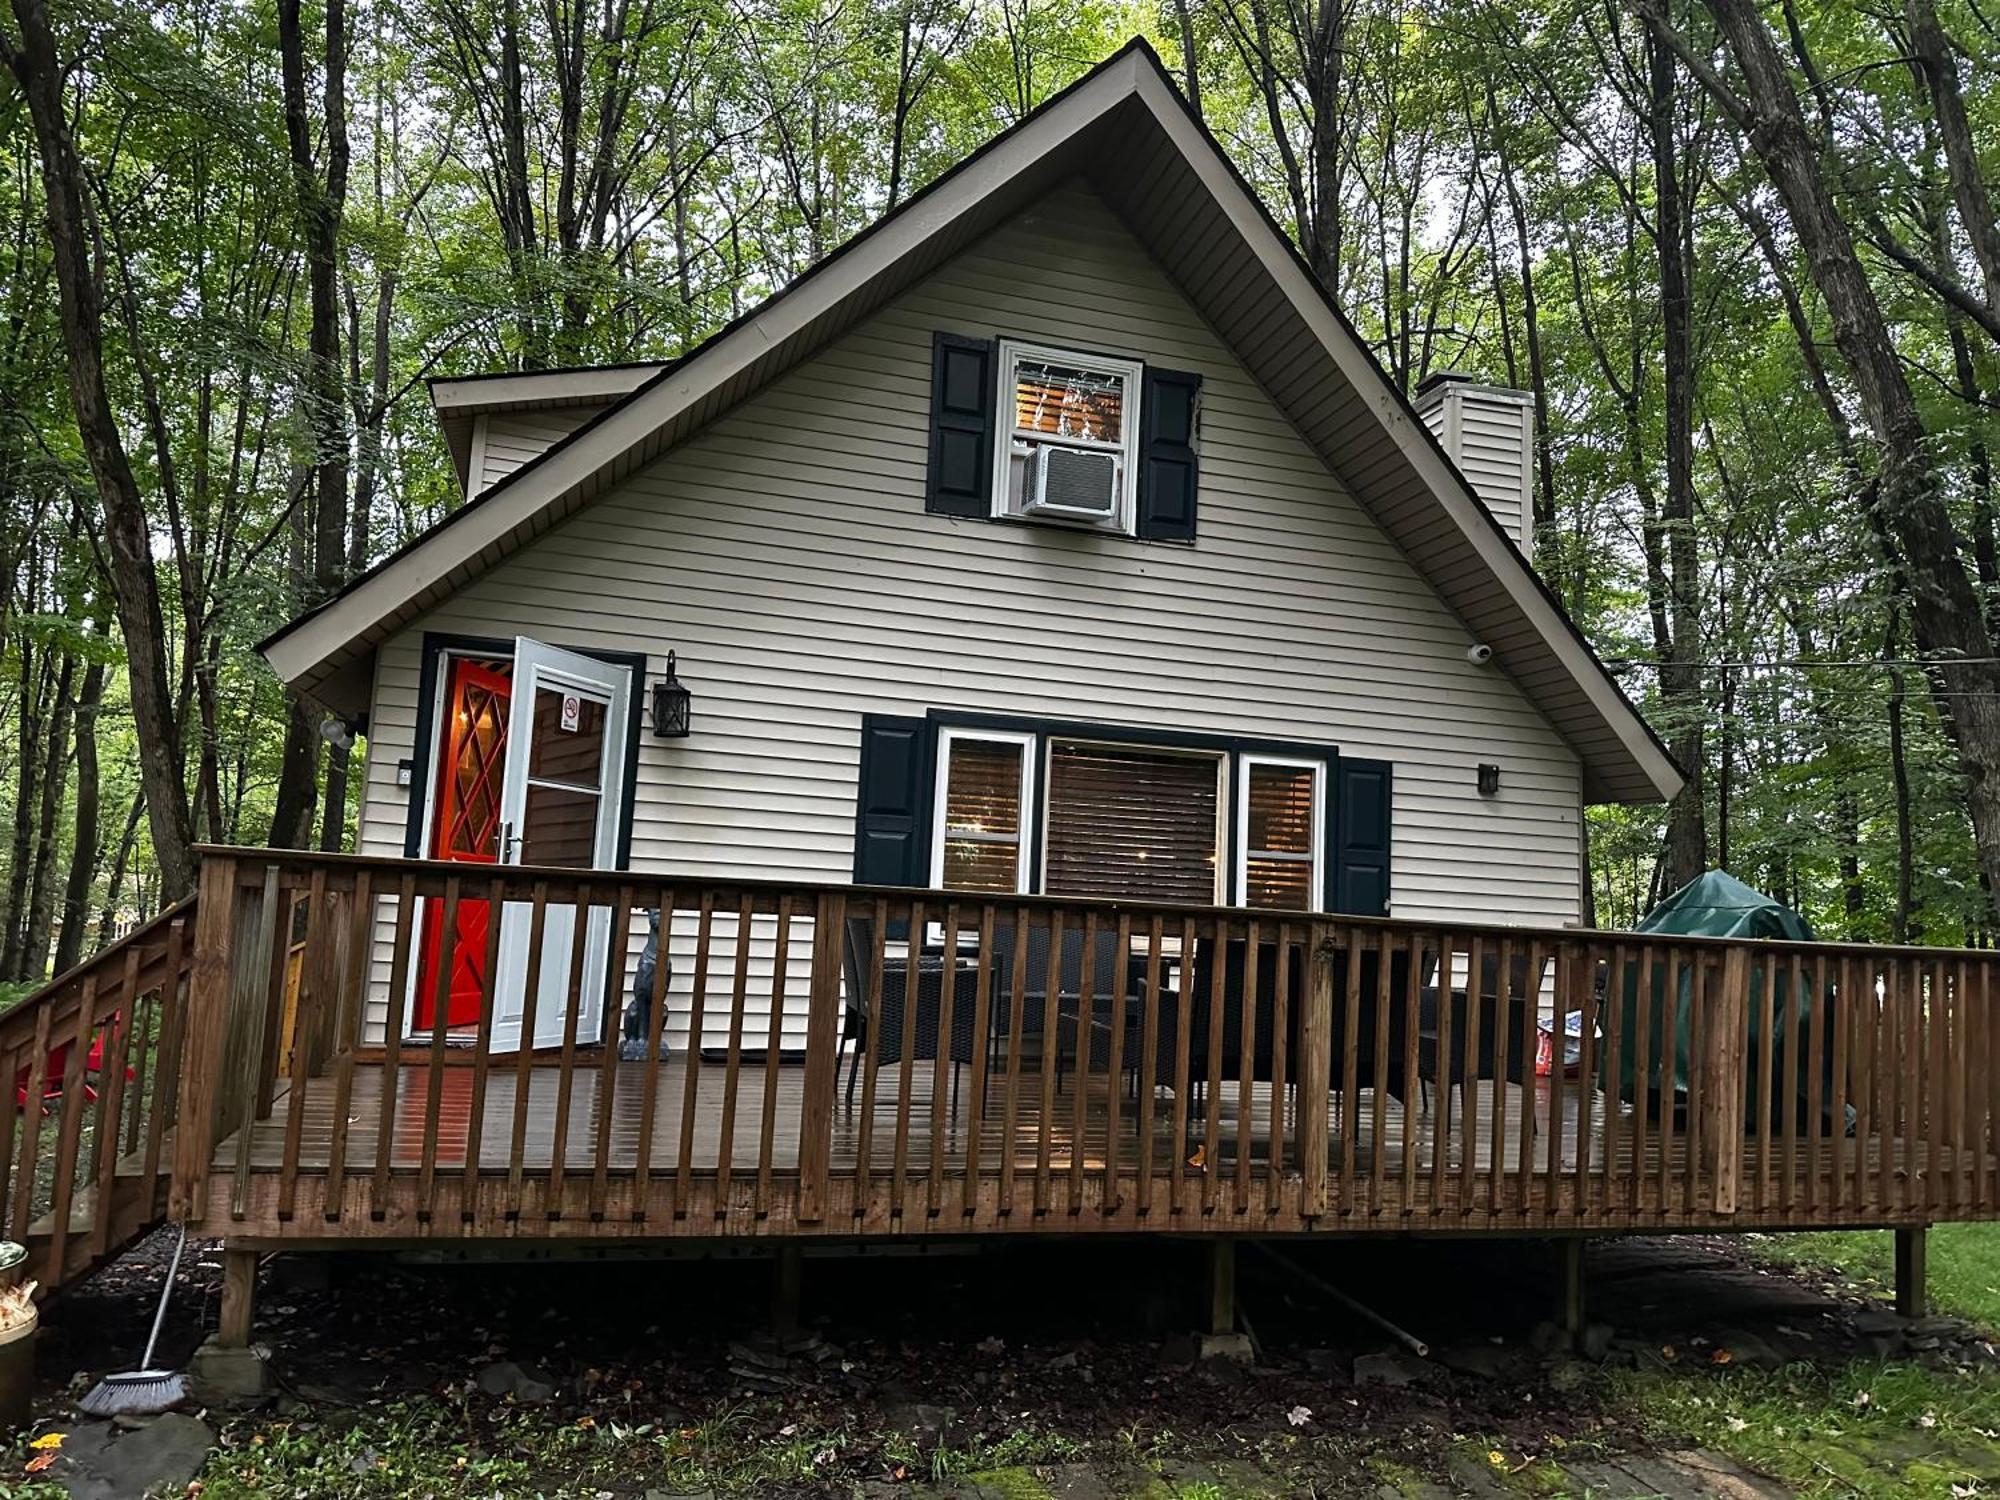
[15,1230,2000,1496]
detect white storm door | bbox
[489,637,632,1053]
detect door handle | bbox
[497,820,518,863]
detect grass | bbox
[1760,1224,2000,1329]
[1601,1224,2000,1499]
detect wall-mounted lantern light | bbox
[652,651,693,738]
[1477,762,1501,796]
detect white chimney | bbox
[1414,372,1536,560]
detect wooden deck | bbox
[196,1055,1995,1242]
[5,846,1998,1298]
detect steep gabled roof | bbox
[262,39,1679,804]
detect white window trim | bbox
[990,338,1144,533]
[1038,738,1228,904]
[931,727,1038,894]
[1235,754,1326,914]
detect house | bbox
[4,42,1974,1359]
[260,40,1676,1056]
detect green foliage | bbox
[4,0,2000,968]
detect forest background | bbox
[1,0,1996,985]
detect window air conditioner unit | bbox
[1023,445,1119,522]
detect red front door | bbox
[415,656,513,1030]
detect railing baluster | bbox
[1903,956,1923,1212]
[630,885,676,1220]
[1103,912,1131,1217]
[757,894,795,1219]
[1429,931,1451,1214]
[960,904,996,1222]
[1806,954,1828,1214]
[1200,916,1227,1217]
[371,875,416,1221]
[931,902,961,1219]
[280,869,332,1221]
[506,882,551,1219]
[1137,915,1164,1219]
[671,891,714,1218]
[1339,925,1363,1213]
[1233,916,1257,1215]
[90,959,138,1260]
[1458,934,1483,1215]
[416,875,462,1221]
[546,889,593,1219]
[1515,941,1539,1214]
[45,975,102,1276]
[1267,922,1291,1217]
[890,896,924,1220]
[996,910,1032,1219]
[1072,909,1100,1214]
[854,899,890,1216]
[1036,909,1064,1215]
[461,873,506,1217]
[1400,928,1422,1202]
[713,891,753,1217]
[1628,944,1651,1222]
[591,885,639,1221]
[1682,948,1705,1220]
[1570,942,1597,1221]
[1168,916,1195,1218]
[324,874,371,1221]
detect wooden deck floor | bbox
[213,1056,1758,1178]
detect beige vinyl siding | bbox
[473,407,607,495]
[1417,384,1533,555]
[354,182,1584,1047]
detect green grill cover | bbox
[1618,870,1835,1127]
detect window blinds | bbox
[1044,741,1220,903]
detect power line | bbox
[1605,655,2000,672]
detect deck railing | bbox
[0,901,194,1288]
[171,847,2000,1238]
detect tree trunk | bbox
[21,650,75,978]
[1698,0,2000,924]
[53,651,106,974]
[1647,22,1707,891]
[1,0,196,898]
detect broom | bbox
[78,1225,189,1417]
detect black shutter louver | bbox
[926,332,997,518]
[1137,367,1201,541]
[853,715,934,886]
[1331,757,1392,916]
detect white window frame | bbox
[1235,754,1326,913]
[1038,738,1228,905]
[931,727,1038,895]
[991,339,1144,533]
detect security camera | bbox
[1466,643,1494,666]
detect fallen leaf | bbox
[24,1452,55,1474]
[1286,1405,1312,1428]
[27,1433,62,1451]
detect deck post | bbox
[172,853,243,1224]
[795,892,848,1225]
[1205,1239,1236,1336]
[772,1244,804,1337]
[1555,1237,1585,1342]
[1297,925,1334,1218]
[1895,1226,1928,1318]
[218,1248,258,1349]
[1702,948,1751,1215]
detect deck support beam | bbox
[218,1248,258,1349]
[1895,1227,1927,1318]
[1555,1238,1585,1343]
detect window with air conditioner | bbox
[993,340,1142,532]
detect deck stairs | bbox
[0,900,196,1297]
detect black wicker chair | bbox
[840,914,980,1108]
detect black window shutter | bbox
[926,333,996,518]
[853,715,934,886]
[1136,367,1201,541]
[1330,758,1393,916]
